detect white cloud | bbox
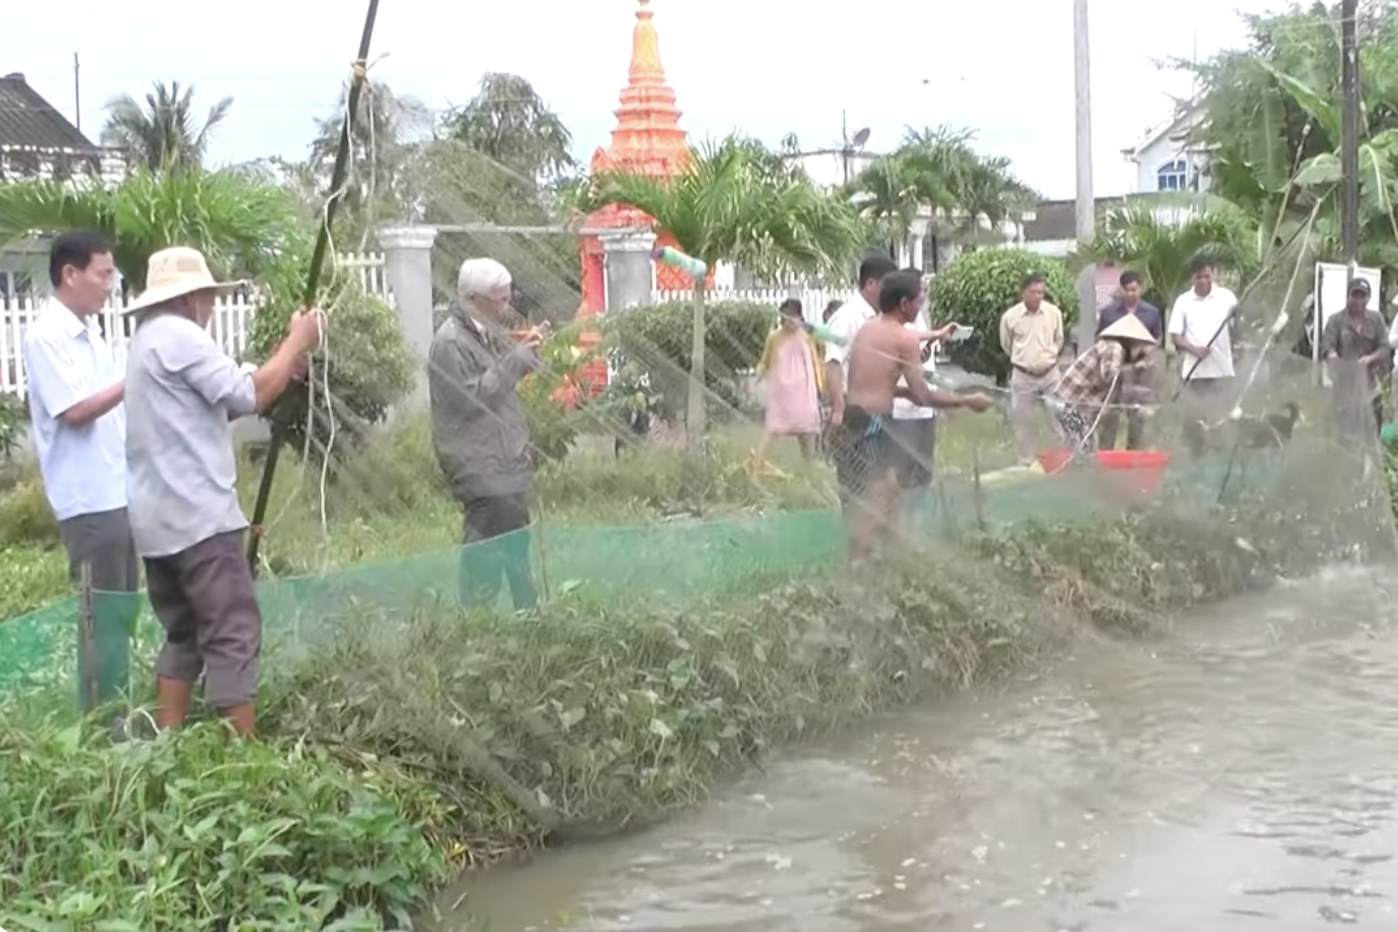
[9,0,1285,198]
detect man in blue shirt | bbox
[1094,270,1163,450]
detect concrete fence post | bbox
[376,224,439,408]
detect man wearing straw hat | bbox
[1046,314,1158,453]
[123,246,323,736]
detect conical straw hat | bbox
[1099,313,1155,345]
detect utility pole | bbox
[1072,0,1094,242]
[1072,0,1097,356]
[1340,0,1360,269]
[73,52,81,133]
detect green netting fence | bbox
[3,432,1391,705]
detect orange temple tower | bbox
[569,0,692,400]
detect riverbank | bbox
[2,434,1385,931]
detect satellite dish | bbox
[852,127,871,149]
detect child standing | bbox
[754,299,824,467]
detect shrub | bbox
[604,299,774,423]
[930,248,1078,385]
[0,391,24,463]
[0,479,59,549]
[245,272,416,457]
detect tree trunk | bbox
[686,281,707,444]
[684,281,707,507]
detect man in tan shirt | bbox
[998,273,1066,464]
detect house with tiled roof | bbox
[0,72,123,183]
[0,72,125,301]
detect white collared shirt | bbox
[22,300,127,521]
[892,305,936,420]
[823,293,876,369]
[1167,285,1237,380]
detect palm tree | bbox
[441,72,577,190]
[576,135,869,448]
[952,155,1037,246]
[0,168,303,291]
[1074,202,1259,308]
[843,125,1037,266]
[101,81,232,175]
[845,154,922,254]
[309,80,433,248]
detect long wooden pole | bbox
[246,0,381,574]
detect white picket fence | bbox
[0,252,387,398]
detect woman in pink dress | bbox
[754,299,824,467]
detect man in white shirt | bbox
[824,255,898,511]
[22,231,133,706]
[888,267,957,493]
[1167,257,1237,418]
[23,231,135,593]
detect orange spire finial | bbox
[630,0,664,82]
[597,0,689,180]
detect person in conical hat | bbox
[123,246,324,738]
[1046,312,1158,452]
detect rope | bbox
[244,0,381,575]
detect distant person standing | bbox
[1168,257,1237,418]
[999,273,1065,465]
[1094,270,1163,450]
[825,255,899,508]
[21,231,135,599]
[430,258,543,612]
[1320,277,1389,442]
[754,298,823,465]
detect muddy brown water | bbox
[438,566,1398,930]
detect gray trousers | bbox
[145,530,261,709]
[460,493,538,611]
[58,507,137,709]
[58,506,138,593]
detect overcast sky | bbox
[11,0,1283,200]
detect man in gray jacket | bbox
[429,258,543,611]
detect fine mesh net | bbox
[3,65,1398,843]
[3,289,1395,686]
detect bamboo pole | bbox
[246,0,382,574]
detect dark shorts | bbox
[833,405,893,505]
[144,529,261,709]
[885,417,937,489]
[58,507,138,593]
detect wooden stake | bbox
[78,561,97,712]
[971,446,986,531]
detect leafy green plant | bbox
[604,300,774,423]
[244,271,415,457]
[0,718,450,931]
[928,248,1078,385]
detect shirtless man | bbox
[843,270,993,560]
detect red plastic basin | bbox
[1036,448,1171,493]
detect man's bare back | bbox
[846,317,924,415]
